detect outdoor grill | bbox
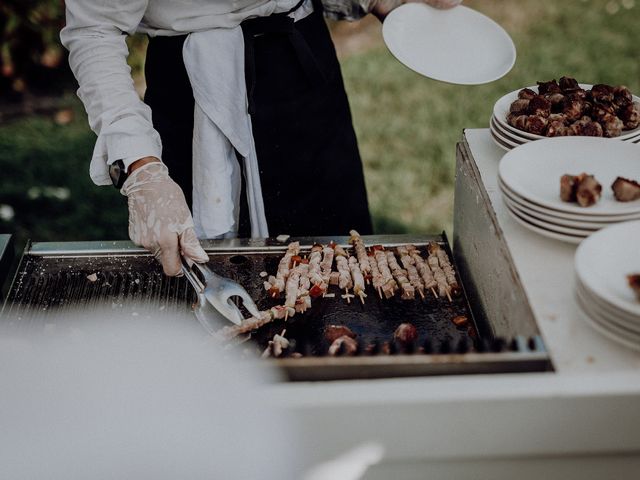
[0,231,551,381]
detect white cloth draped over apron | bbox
[183,28,269,239]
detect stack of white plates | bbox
[490,85,640,151]
[574,221,640,351]
[498,137,640,244]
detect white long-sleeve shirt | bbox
[60,0,370,186]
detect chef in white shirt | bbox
[61,0,461,276]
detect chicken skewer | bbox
[427,242,460,296]
[284,264,302,320]
[348,256,368,304]
[425,243,451,301]
[217,306,293,340]
[407,245,438,298]
[386,250,415,300]
[396,246,425,299]
[368,251,384,298]
[373,249,398,299]
[334,245,354,303]
[263,241,300,297]
[349,230,372,282]
[320,245,335,284]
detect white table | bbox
[270,130,640,479]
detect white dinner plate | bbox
[575,287,640,352]
[505,201,584,244]
[504,197,597,235]
[499,178,640,226]
[575,220,640,317]
[490,131,512,151]
[382,3,516,85]
[499,137,640,216]
[576,283,640,338]
[576,277,640,329]
[493,84,640,141]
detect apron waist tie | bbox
[242,0,327,115]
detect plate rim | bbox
[505,201,584,244]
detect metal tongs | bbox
[181,258,261,335]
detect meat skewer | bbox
[427,242,460,296]
[396,245,426,299]
[349,230,372,282]
[425,243,451,301]
[217,306,293,340]
[386,250,415,300]
[373,249,398,299]
[264,241,300,297]
[406,245,438,298]
[348,256,367,304]
[320,245,335,284]
[334,245,353,303]
[368,251,384,298]
[284,264,301,320]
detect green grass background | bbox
[1,0,639,248]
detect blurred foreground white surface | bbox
[0,308,300,479]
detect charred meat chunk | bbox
[537,79,561,95]
[628,274,640,301]
[562,97,585,122]
[560,174,579,202]
[518,87,538,100]
[507,113,528,130]
[393,323,418,346]
[545,92,566,113]
[590,83,615,103]
[570,117,603,137]
[559,76,580,92]
[613,85,633,106]
[611,176,640,202]
[328,335,358,356]
[525,115,548,135]
[528,95,552,117]
[509,98,530,115]
[599,113,624,138]
[618,102,640,130]
[576,174,602,207]
[324,324,356,344]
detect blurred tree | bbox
[0,1,72,100]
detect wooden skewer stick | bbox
[284,310,289,322]
[345,288,351,304]
[418,289,425,300]
[446,291,452,303]
[359,294,365,305]
[377,287,383,299]
[431,288,438,298]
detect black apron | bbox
[144,0,372,237]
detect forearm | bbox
[60,1,161,181]
[323,0,462,21]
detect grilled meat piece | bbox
[507,113,528,130]
[613,85,633,106]
[590,83,615,103]
[545,92,566,113]
[599,113,624,137]
[628,274,640,301]
[528,95,552,117]
[525,115,548,135]
[611,176,640,202]
[570,117,603,137]
[559,76,580,92]
[560,174,580,202]
[328,335,358,356]
[618,102,640,130]
[518,87,538,100]
[562,97,586,122]
[509,98,530,115]
[324,325,357,344]
[576,174,602,207]
[537,79,561,95]
[393,323,418,346]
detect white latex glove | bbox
[373,0,462,20]
[121,162,209,276]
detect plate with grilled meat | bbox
[499,137,640,216]
[492,78,640,143]
[575,221,640,326]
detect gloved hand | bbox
[373,0,462,21]
[121,162,209,276]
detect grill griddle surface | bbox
[2,240,476,356]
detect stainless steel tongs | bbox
[181,258,261,335]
